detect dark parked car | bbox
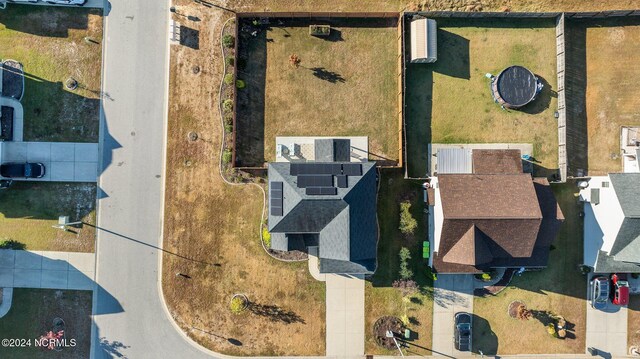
[611,273,629,306]
[0,162,45,178]
[591,276,609,310]
[454,312,472,352]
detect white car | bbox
[46,0,86,5]
[7,0,39,3]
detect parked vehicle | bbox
[7,0,39,3]
[0,162,45,178]
[0,179,13,189]
[46,0,86,5]
[610,273,629,306]
[454,312,472,352]
[591,276,609,310]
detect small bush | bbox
[229,295,247,314]
[236,79,246,89]
[392,279,418,295]
[224,113,233,126]
[400,314,409,326]
[223,99,233,112]
[224,124,233,134]
[547,323,557,337]
[481,273,491,281]
[222,149,232,164]
[225,56,235,67]
[262,227,271,247]
[399,247,411,262]
[224,73,234,85]
[399,201,418,236]
[222,34,235,48]
[0,239,25,250]
[399,247,413,280]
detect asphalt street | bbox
[91,0,215,357]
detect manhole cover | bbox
[184,160,192,167]
[192,65,200,74]
[188,132,198,141]
[65,77,78,90]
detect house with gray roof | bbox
[580,173,640,273]
[267,161,378,274]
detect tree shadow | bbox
[247,302,305,324]
[98,337,130,358]
[309,67,345,84]
[472,314,498,355]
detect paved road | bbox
[431,274,474,357]
[91,0,215,358]
[585,275,628,357]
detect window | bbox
[602,181,610,188]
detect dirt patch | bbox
[373,316,404,349]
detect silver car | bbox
[591,276,609,310]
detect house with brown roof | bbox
[429,149,564,273]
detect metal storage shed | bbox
[410,18,437,63]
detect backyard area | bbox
[235,17,400,167]
[163,4,325,355]
[365,169,433,355]
[472,182,585,355]
[0,288,93,359]
[0,5,102,142]
[405,18,559,178]
[578,19,640,174]
[0,182,96,252]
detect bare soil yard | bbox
[235,17,399,167]
[0,182,96,252]
[0,5,102,142]
[163,3,325,355]
[583,20,640,174]
[406,18,558,178]
[473,183,585,355]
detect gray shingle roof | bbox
[610,218,640,263]
[267,161,377,274]
[610,173,640,218]
[595,250,640,273]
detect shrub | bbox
[224,73,234,85]
[399,201,418,236]
[222,34,235,48]
[516,304,533,320]
[225,56,235,67]
[262,227,271,247]
[547,323,556,337]
[222,150,232,164]
[399,247,413,280]
[0,239,26,250]
[557,328,566,339]
[399,247,411,262]
[392,279,418,295]
[223,99,233,112]
[229,295,247,314]
[224,124,233,134]
[481,272,491,281]
[400,314,409,326]
[289,53,301,68]
[224,113,233,126]
[236,79,246,89]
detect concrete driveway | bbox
[0,141,98,182]
[585,275,628,357]
[432,274,474,357]
[325,273,365,357]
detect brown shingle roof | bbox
[472,149,523,174]
[438,174,542,219]
[442,225,493,265]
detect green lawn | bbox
[0,182,96,252]
[236,18,400,167]
[473,182,586,355]
[0,289,92,359]
[0,5,102,142]
[366,169,433,355]
[406,18,558,178]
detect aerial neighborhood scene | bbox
[0,0,639,358]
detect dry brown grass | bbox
[162,2,325,355]
[235,18,399,167]
[585,23,640,174]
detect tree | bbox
[516,303,533,320]
[399,201,417,236]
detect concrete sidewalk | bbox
[0,249,94,290]
[325,273,365,357]
[432,274,474,357]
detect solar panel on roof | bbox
[297,174,333,188]
[336,175,348,188]
[342,163,362,176]
[306,187,337,195]
[270,181,284,216]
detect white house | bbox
[580,173,640,273]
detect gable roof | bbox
[268,161,377,274]
[610,173,640,217]
[442,225,493,265]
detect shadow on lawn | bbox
[0,4,98,38]
[247,302,305,324]
[472,314,499,355]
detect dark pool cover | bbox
[496,65,537,107]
